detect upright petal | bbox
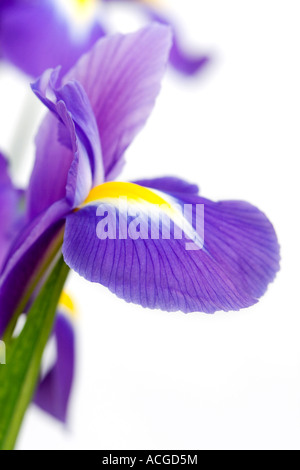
[27,25,171,219]
[62,179,280,313]
[0,0,106,77]
[63,24,172,178]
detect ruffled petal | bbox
[63,24,172,179]
[34,312,75,423]
[62,179,280,314]
[0,0,106,77]
[27,68,103,219]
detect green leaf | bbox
[0,255,69,450]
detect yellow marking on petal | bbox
[83,182,173,209]
[59,291,77,318]
[80,182,204,250]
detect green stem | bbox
[0,256,70,450]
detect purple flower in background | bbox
[0,154,75,423]
[0,0,106,77]
[103,0,210,76]
[0,24,280,350]
[0,0,209,78]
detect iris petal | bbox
[34,312,75,423]
[27,25,171,219]
[28,68,103,219]
[62,178,280,313]
[63,24,172,179]
[1,26,172,336]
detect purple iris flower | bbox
[0,0,106,77]
[0,0,209,78]
[0,154,75,423]
[0,24,280,350]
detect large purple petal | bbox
[34,313,75,423]
[62,179,280,314]
[134,176,200,196]
[27,68,103,220]
[0,0,106,78]
[63,24,172,179]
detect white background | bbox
[0,0,300,450]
